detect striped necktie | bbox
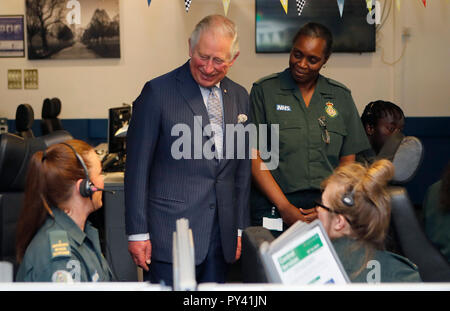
[207,87,223,158]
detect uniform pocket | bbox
[277,120,303,155]
[324,119,347,165]
[278,118,303,130]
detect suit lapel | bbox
[176,62,237,167]
[176,61,212,138]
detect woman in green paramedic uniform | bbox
[316,159,421,282]
[250,23,370,235]
[16,140,114,282]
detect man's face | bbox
[368,113,405,152]
[189,30,238,88]
[289,35,328,85]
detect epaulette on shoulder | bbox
[48,230,71,260]
[325,77,351,93]
[254,73,279,85]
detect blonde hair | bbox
[321,159,394,249]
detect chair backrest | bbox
[0,131,73,272]
[241,226,274,283]
[391,136,424,184]
[15,104,34,139]
[376,132,424,185]
[0,193,24,271]
[388,186,450,282]
[41,98,63,135]
[0,131,73,193]
[0,133,26,192]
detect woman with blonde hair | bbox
[316,159,421,282]
[16,139,113,282]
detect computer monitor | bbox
[255,0,376,53]
[107,105,131,155]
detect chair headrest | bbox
[0,130,73,192]
[42,98,61,119]
[391,136,424,184]
[15,104,34,131]
[0,133,26,191]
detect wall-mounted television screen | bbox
[256,0,376,53]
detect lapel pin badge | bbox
[237,114,248,124]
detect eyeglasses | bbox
[314,200,353,226]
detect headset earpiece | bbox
[61,142,93,199]
[342,189,355,207]
[79,179,94,198]
[61,142,113,198]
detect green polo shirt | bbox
[250,69,370,193]
[16,207,114,282]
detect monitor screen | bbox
[256,0,376,53]
[108,105,131,154]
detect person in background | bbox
[250,22,370,236]
[316,159,421,282]
[423,161,450,263]
[357,100,405,164]
[16,140,114,282]
[125,15,250,285]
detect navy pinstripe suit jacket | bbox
[124,61,251,264]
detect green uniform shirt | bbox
[423,180,450,263]
[250,69,370,193]
[16,207,114,282]
[333,237,422,283]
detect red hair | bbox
[16,139,93,263]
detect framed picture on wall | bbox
[0,15,25,58]
[26,0,120,60]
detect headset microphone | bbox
[60,142,116,197]
[91,186,116,195]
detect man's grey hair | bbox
[189,15,239,60]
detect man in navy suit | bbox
[125,15,251,285]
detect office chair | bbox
[15,104,35,139]
[388,186,450,282]
[241,226,275,283]
[41,98,64,135]
[0,131,72,276]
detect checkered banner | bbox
[185,0,192,12]
[280,0,288,14]
[296,0,306,16]
[337,0,345,17]
[366,0,373,14]
[222,0,231,16]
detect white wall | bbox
[0,0,449,119]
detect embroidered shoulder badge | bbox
[49,230,71,259]
[325,102,338,118]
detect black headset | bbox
[60,142,111,198]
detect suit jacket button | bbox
[210,204,215,209]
